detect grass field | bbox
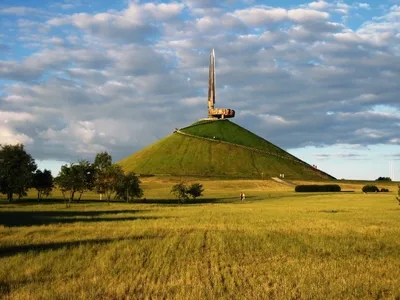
[1,179,399,299]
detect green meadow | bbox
[1,178,399,299]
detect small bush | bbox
[186,183,204,199]
[295,185,341,192]
[362,185,379,193]
[380,188,389,192]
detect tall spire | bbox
[206,49,235,120]
[208,49,215,117]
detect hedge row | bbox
[362,185,389,193]
[295,184,341,192]
[362,185,379,193]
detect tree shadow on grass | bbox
[0,210,173,227]
[0,235,164,258]
[1,197,228,206]
[135,197,239,205]
[0,199,148,206]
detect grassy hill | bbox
[181,120,298,159]
[119,119,335,180]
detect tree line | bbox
[0,144,142,205]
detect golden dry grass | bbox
[0,178,399,299]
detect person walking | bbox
[240,192,243,201]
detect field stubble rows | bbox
[0,179,399,299]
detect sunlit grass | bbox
[119,120,333,180]
[0,179,399,299]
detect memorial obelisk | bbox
[207,49,235,119]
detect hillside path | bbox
[271,177,296,187]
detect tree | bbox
[0,144,37,201]
[54,163,87,207]
[32,169,53,201]
[94,152,112,170]
[115,172,143,202]
[76,160,95,201]
[376,177,392,182]
[170,182,189,203]
[101,164,124,204]
[186,183,204,199]
[170,182,205,203]
[93,152,126,203]
[93,152,112,198]
[54,164,75,207]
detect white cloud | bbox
[313,152,364,159]
[287,9,329,22]
[232,7,287,26]
[307,1,352,14]
[196,16,220,31]
[334,31,363,43]
[1,0,400,165]
[232,7,329,26]
[48,2,184,43]
[355,6,400,47]
[3,95,29,102]
[0,111,35,123]
[0,126,33,145]
[0,6,48,16]
[182,97,204,106]
[390,139,400,144]
[355,128,386,139]
[335,2,350,14]
[141,2,184,21]
[262,114,296,125]
[356,3,370,9]
[309,1,330,10]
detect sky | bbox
[0,0,399,180]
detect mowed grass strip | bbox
[0,187,399,299]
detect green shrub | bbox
[186,183,204,199]
[362,185,379,193]
[295,185,341,192]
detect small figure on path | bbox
[242,192,246,201]
[240,192,243,201]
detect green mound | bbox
[181,120,294,159]
[119,120,335,180]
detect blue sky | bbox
[0,0,399,180]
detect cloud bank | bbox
[0,1,399,166]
